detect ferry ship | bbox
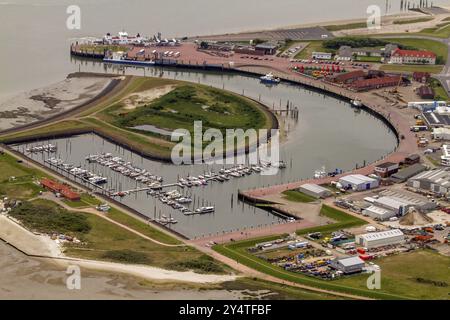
[260,73,280,84]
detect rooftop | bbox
[375,162,398,169]
[392,48,436,59]
[299,183,330,194]
[358,229,404,241]
[336,256,365,267]
[339,174,377,184]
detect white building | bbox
[298,183,332,199]
[356,229,405,249]
[362,205,396,221]
[390,49,436,65]
[312,52,332,60]
[330,256,365,274]
[373,196,411,216]
[442,145,450,167]
[432,127,450,141]
[407,101,446,112]
[338,174,379,192]
[103,31,143,45]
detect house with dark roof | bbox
[417,86,435,99]
[413,72,431,83]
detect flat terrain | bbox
[214,234,450,300]
[0,76,112,131]
[334,250,450,300]
[282,190,317,203]
[107,84,268,134]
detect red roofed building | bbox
[326,70,366,84]
[40,178,81,201]
[350,75,401,92]
[390,49,436,65]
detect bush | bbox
[9,201,91,235]
[165,255,224,274]
[102,249,151,264]
[323,37,389,50]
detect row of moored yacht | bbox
[177,161,286,187]
[26,144,57,153]
[85,153,163,188]
[45,157,108,185]
[147,189,214,216]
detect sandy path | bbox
[51,257,237,284]
[122,85,176,110]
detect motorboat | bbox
[314,166,327,179]
[260,73,280,84]
[195,206,215,214]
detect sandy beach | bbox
[0,241,248,300]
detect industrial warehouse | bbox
[298,183,332,199]
[356,229,405,249]
[338,174,379,191]
[407,168,450,196]
[330,256,365,274]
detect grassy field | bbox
[334,250,450,300]
[282,190,317,203]
[0,120,92,142]
[393,17,433,25]
[0,152,45,199]
[417,23,450,38]
[63,193,102,208]
[109,84,269,134]
[324,22,367,31]
[355,55,382,62]
[9,199,92,236]
[105,207,182,245]
[380,64,444,74]
[296,205,367,236]
[428,78,449,101]
[295,41,335,60]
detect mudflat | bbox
[0,76,111,131]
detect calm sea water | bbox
[0,0,448,100]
